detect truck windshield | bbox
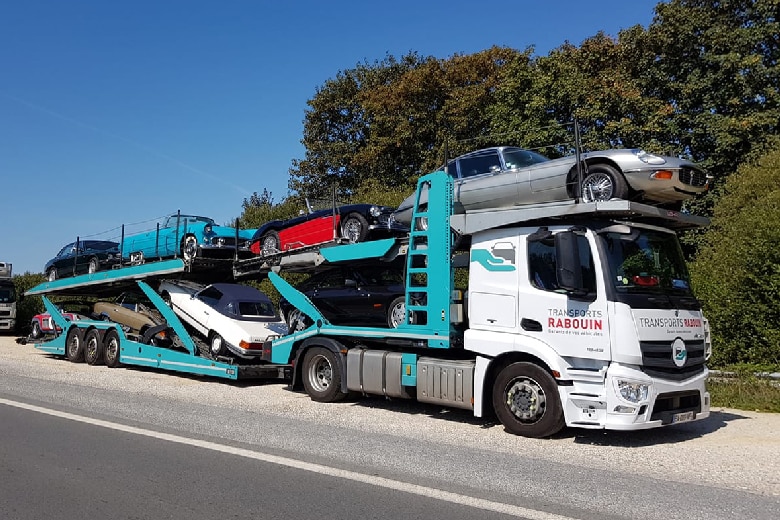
[601,228,693,296]
[0,286,16,303]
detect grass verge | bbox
[708,371,780,413]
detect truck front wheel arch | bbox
[492,361,565,438]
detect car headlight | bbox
[635,150,666,165]
[369,206,381,217]
[615,379,650,403]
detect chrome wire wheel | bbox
[581,172,615,202]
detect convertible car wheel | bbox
[30,320,42,339]
[260,231,280,256]
[387,297,406,328]
[210,333,227,357]
[341,213,369,244]
[47,268,57,282]
[181,235,198,262]
[580,164,628,203]
[88,257,99,274]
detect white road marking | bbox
[0,397,577,520]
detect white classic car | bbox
[158,280,287,359]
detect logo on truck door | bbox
[471,242,516,272]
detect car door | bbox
[304,268,355,324]
[53,242,77,278]
[454,149,519,211]
[189,285,223,335]
[346,266,404,325]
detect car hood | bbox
[210,225,255,239]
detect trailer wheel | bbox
[84,329,103,365]
[210,333,227,357]
[302,347,347,402]
[103,329,122,368]
[492,362,565,438]
[65,328,85,362]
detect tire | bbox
[386,296,406,328]
[579,163,628,202]
[30,320,42,339]
[88,257,99,274]
[103,329,122,368]
[302,347,347,402]
[65,327,85,362]
[492,362,565,438]
[84,329,103,365]
[210,333,227,357]
[181,234,198,262]
[340,213,369,243]
[260,231,280,256]
[47,268,57,282]
[287,309,311,332]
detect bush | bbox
[690,146,780,366]
[13,273,46,336]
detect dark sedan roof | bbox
[209,283,272,302]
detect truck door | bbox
[522,229,611,361]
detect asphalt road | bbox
[1,335,778,519]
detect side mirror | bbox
[555,231,585,293]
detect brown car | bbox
[93,292,158,332]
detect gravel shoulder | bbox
[1,334,778,498]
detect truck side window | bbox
[528,235,596,294]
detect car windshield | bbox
[237,301,276,317]
[501,148,550,169]
[164,215,216,227]
[85,241,117,251]
[600,227,693,296]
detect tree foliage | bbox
[12,273,46,335]
[690,143,780,366]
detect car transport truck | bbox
[26,170,711,437]
[258,170,711,437]
[0,261,17,333]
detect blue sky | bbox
[1,0,659,275]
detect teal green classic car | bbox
[121,214,256,264]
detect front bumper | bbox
[561,362,710,431]
[623,168,710,203]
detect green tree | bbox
[690,144,780,366]
[13,272,46,335]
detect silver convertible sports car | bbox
[393,146,710,224]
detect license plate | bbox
[672,411,695,423]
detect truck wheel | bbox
[210,333,227,357]
[103,329,122,368]
[65,328,85,362]
[340,213,369,243]
[492,362,565,438]
[302,347,347,402]
[579,163,628,202]
[386,297,406,328]
[84,329,103,365]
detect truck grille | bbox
[650,390,701,424]
[0,310,9,317]
[639,339,706,381]
[679,167,708,187]
[208,237,248,248]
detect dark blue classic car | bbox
[249,203,408,256]
[45,240,121,281]
[121,214,256,264]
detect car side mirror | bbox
[555,231,585,293]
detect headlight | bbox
[635,150,666,165]
[615,379,650,403]
[369,206,381,217]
